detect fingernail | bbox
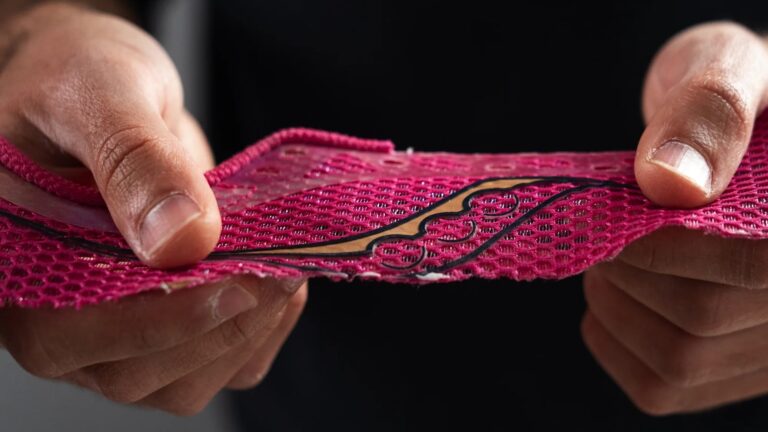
[261,277,305,294]
[649,140,712,194]
[139,193,202,259]
[211,284,259,322]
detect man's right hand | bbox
[0,2,218,266]
[0,3,308,415]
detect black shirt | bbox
[144,1,768,430]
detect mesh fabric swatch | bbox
[2,112,768,308]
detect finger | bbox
[80,112,220,268]
[636,22,768,207]
[593,261,768,336]
[61,278,302,404]
[20,35,219,267]
[135,322,266,416]
[582,311,768,415]
[132,283,309,413]
[0,277,301,378]
[584,271,768,387]
[135,286,306,415]
[617,227,768,288]
[227,282,308,389]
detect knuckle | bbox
[90,365,148,404]
[15,351,61,379]
[683,288,735,337]
[216,314,251,350]
[163,393,214,417]
[96,127,158,197]
[687,73,751,138]
[230,369,268,390]
[10,328,67,379]
[656,336,709,387]
[619,237,659,272]
[262,307,287,334]
[129,321,169,353]
[629,380,681,416]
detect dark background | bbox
[143,1,768,430]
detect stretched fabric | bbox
[1,113,767,308]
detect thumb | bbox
[0,5,221,268]
[85,113,222,268]
[27,86,222,268]
[636,22,768,208]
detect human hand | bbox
[0,3,307,414]
[582,22,768,415]
[0,276,308,415]
[0,2,216,267]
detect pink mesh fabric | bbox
[2,115,768,308]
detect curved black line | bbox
[211,176,635,258]
[0,209,356,276]
[0,209,136,259]
[210,176,631,256]
[437,220,477,243]
[408,181,637,277]
[379,244,427,270]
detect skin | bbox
[0,1,767,419]
[584,23,768,415]
[0,3,308,415]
